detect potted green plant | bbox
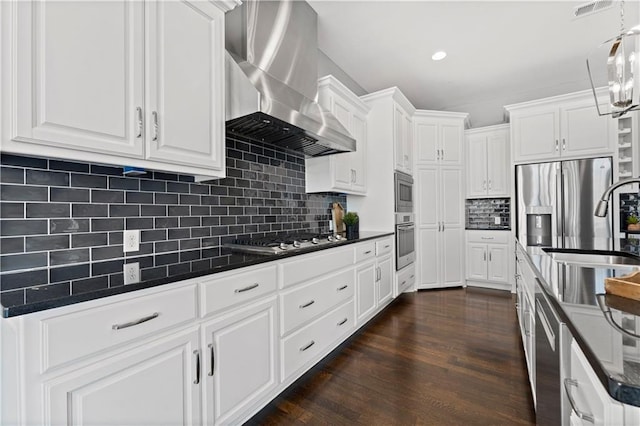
[628,214,640,231]
[343,211,359,240]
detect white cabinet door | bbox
[145,0,225,172]
[46,328,201,426]
[377,255,393,305]
[417,228,440,289]
[415,120,438,164]
[466,243,487,281]
[561,101,612,158]
[11,1,144,157]
[203,297,278,425]
[440,123,464,165]
[441,168,463,228]
[356,262,377,322]
[441,227,464,287]
[466,134,487,197]
[330,95,354,190]
[351,113,367,192]
[512,108,559,163]
[404,113,413,174]
[487,245,509,283]
[486,131,510,196]
[417,167,439,227]
[394,105,408,172]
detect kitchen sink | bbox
[543,248,640,268]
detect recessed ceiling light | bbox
[432,51,447,61]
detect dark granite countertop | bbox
[2,231,394,318]
[519,236,640,407]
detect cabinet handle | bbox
[299,300,315,309]
[135,106,143,138]
[112,312,159,330]
[555,139,559,151]
[364,250,372,255]
[300,340,315,352]
[489,251,492,261]
[442,223,445,231]
[193,350,200,385]
[337,318,348,326]
[410,275,415,279]
[152,111,159,141]
[401,280,407,286]
[564,379,594,423]
[353,169,357,183]
[208,344,215,376]
[441,149,445,159]
[235,283,259,293]
[337,284,348,291]
[562,138,566,151]
[488,179,492,190]
[483,251,486,261]
[481,237,494,240]
[384,244,390,249]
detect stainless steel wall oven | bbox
[396,212,415,270]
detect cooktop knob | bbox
[293,240,301,248]
[279,242,288,250]
[311,237,319,244]
[334,234,342,240]
[327,235,334,242]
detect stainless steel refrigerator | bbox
[516,157,613,249]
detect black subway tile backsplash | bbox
[465,198,511,230]
[0,138,346,308]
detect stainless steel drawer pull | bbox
[337,318,348,326]
[384,244,390,249]
[112,312,159,330]
[235,283,259,293]
[337,285,348,291]
[208,344,215,376]
[299,300,315,309]
[300,340,315,352]
[193,350,200,385]
[481,237,494,240]
[364,250,372,255]
[410,275,415,279]
[401,280,407,286]
[564,379,594,423]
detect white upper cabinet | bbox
[306,75,370,194]
[1,0,236,179]
[465,124,510,198]
[507,89,614,164]
[415,112,466,166]
[393,105,413,175]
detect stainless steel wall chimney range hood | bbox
[225,0,356,157]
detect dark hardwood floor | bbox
[246,287,536,425]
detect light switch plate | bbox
[494,217,501,225]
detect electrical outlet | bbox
[123,230,140,253]
[494,217,501,225]
[124,262,140,285]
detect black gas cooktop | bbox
[225,232,348,255]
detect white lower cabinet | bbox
[2,236,400,426]
[396,263,416,296]
[203,297,278,425]
[567,341,623,425]
[45,327,202,426]
[465,231,512,290]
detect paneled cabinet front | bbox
[202,297,278,425]
[508,90,613,164]
[306,75,370,194]
[45,328,202,426]
[466,125,510,198]
[1,0,231,179]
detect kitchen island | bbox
[516,237,640,424]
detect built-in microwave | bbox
[394,171,413,213]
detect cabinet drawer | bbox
[200,265,277,317]
[280,269,354,335]
[397,264,416,293]
[568,341,623,425]
[467,231,510,244]
[280,247,353,288]
[42,285,198,372]
[354,241,376,263]
[375,237,394,256]
[281,300,354,381]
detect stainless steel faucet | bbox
[594,177,640,217]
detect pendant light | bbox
[586,0,640,118]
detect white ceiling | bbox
[308,0,640,127]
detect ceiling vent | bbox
[573,0,614,18]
